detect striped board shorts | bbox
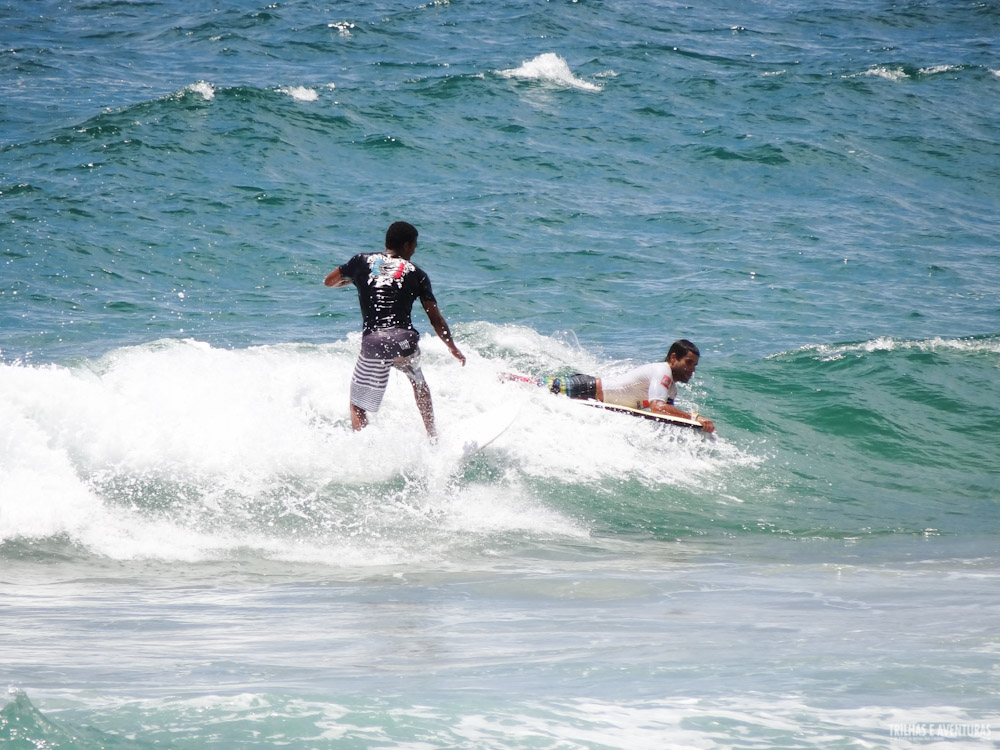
[349,329,425,413]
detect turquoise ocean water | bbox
[3,1,1000,747]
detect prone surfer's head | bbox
[666,339,700,382]
[666,339,699,362]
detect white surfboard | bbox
[579,399,703,429]
[458,405,521,457]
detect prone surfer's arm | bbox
[324,268,351,287]
[422,298,466,366]
[649,399,716,433]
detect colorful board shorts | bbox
[350,328,426,413]
[544,373,598,400]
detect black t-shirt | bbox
[339,253,436,335]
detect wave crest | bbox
[497,53,602,92]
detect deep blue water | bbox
[2,1,999,747]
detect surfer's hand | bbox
[698,417,716,434]
[451,347,467,366]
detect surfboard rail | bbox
[578,399,704,429]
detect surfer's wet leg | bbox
[350,403,369,431]
[411,379,436,439]
[396,355,436,439]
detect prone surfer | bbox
[325,221,465,438]
[506,339,716,433]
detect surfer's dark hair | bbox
[666,339,700,361]
[386,221,418,251]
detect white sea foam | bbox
[186,81,215,100]
[918,64,961,76]
[850,65,908,82]
[134,692,995,750]
[279,85,319,101]
[0,329,743,564]
[777,334,1000,360]
[328,21,355,36]
[497,53,602,92]
[450,698,996,750]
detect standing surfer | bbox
[325,221,465,437]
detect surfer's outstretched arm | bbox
[422,299,466,366]
[324,268,351,287]
[649,399,715,433]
